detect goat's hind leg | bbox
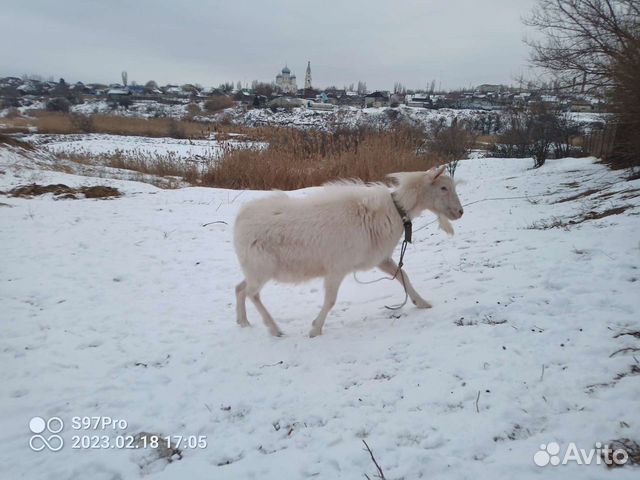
[246,281,283,337]
[309,274,345,338]
[235,280,250,327]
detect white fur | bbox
[233,165,463,337]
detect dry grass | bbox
[0,111,211,139]
[602,438,640,468]
[569,206,629,223]
[55,126,439,190]
[3,112,441,190]
[202,126,440,190]
[0,133,35,150]
[526,216,571,230]
[527,205,631,229]
[554,188,602,203]
[56,151,203,185]
[476,134,498,144]
[5,183,121,199]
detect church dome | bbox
[282,65,291,74]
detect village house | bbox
[405,93,429,107]
[106,87,131,100]
[364,91,389,108]
[336,91,362,107]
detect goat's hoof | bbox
[237,319,251,328]
[309,328,322,338]
[412,299,432,309]
[270,328,284,337]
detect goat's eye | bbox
[440,186,448,191]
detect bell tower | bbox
[304,61,312,90]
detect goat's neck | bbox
[392,188,430,220]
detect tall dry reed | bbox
[202,126,441,190]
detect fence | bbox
[582,123,617,159]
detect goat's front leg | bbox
[309,274,345,337]
[377,258,432,308]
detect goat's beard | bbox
[437,215,455,236]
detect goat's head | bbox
[388,166,464,235]
[424,165,464,221]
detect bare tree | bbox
[393,82,406,94]
[219,82,234,93]
[144,80,158,93]
[528,102,556,168]
[492,102,579,167]
[525,0,640,167]
[251,81,274,97]
[121,71,128,87]
[426,118,476,177]
[526,0,638,90]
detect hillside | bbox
[1,144,639,479]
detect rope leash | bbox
[355,192,564,309]
[354,191,413,310]
[384,247,409,310]
[355,175,624,309]
[352,240,410,309]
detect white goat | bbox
[233,165,463,337]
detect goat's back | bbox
[234,184,403,283]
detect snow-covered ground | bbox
[71,99,189,119]
[1,100,608,134]
[21,133,262,161]
[233,105,513,131]
[0,99,189,119]
[1,144,639,479]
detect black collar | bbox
[391,192,412,243]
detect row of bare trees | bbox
[525,0,640,168]
[423,108,581,175]
[491,104,583,168]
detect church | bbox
[275,65,297,94]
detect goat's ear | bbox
[428,165,446,183]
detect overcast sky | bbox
[0,0,537,90]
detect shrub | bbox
[204,96,234,113]
[46,98,71,113]
[117,96,132,109]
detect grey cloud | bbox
[0,0,536,89]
